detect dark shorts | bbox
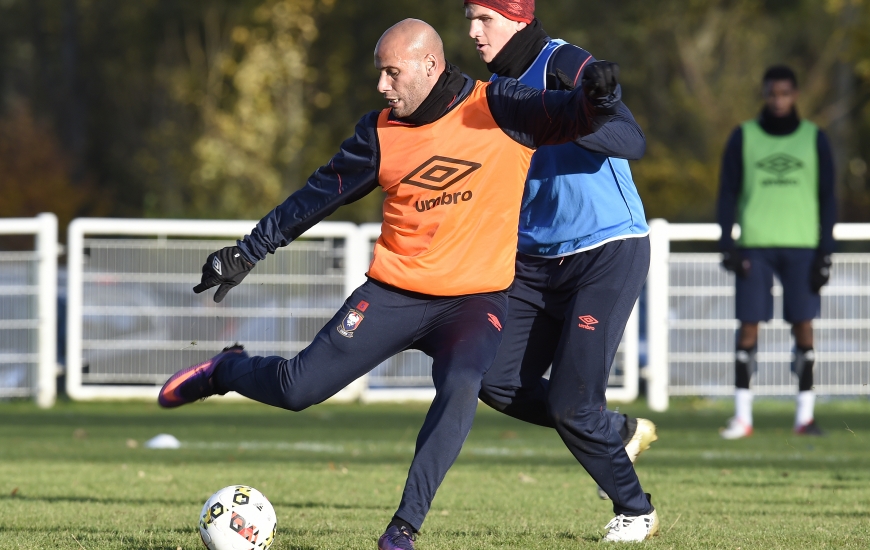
[735,248,820,324]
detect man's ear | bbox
[425,54,439,76]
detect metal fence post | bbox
[65,218,85,401]
[646,219,670,412]
[36,213,58,408]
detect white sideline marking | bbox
[691,450,848,462]
[181,440,564,457]
[183,441,347,453]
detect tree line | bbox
[1,0,868,231]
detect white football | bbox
[199,485,277,550]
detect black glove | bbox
[193,246,254,303]
[581,61,620,103]
[810,252,832,293]
[721,248,750,278]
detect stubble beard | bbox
[395,74,428,119]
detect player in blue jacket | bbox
[463,1,657,542]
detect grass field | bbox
[2,397,869,550]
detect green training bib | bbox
[738,119,819,248]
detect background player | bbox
[157,19,648,548]
[463,1,657,542]
[717,65,836,439]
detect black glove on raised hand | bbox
[721,248,750,278]
[810,252,832,293]
[193,245,254,303]
[581,61,620,103]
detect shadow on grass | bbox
[3,526,329,550]
[430,528,592,542]
[0,524,377,550]
[819,510,870,518]
[0,493,389,512]
[717,481,860,490]
[0,526,193,545]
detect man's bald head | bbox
[375,19,447,119]
[376,19,446,66]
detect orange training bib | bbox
[369,81,534,296]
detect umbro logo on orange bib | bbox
[414,190,474,212]
[401,156,482,191]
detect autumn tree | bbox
[0,102,105,230]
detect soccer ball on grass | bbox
[199,485,277,550]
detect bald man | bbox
[159,19,624,548]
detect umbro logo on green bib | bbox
[756,153,804,177]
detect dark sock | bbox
[793,347,815,392]
[388,515,416,534]
[618,415,636,446]
[735,346,756,389]
[211,363,229,395]
[210,350,243,395]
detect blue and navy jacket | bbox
[237,72,622,264]
[498,39,649,257]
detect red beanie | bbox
[464,0,535,24]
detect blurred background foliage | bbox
[0,0,868,229]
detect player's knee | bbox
[439,370,484,402]
[547,404,608,441]
[279,387,316,412]
[546,403,567,427]
[280,398,311,413]
[477,366,517,409]
[792,322,814,349]
[478,382,510,411]
[738,324,759,349]
[546,400,586,428]
[445,379,482,403]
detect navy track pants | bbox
[478,236,652,516]
[213,279,508,530]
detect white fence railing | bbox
[645,220,870,411]
[0,213,57,408]
[65,218,367,401]
[5,216,867,410]
[63,219,638,403]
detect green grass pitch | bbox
[2,398,869,549]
